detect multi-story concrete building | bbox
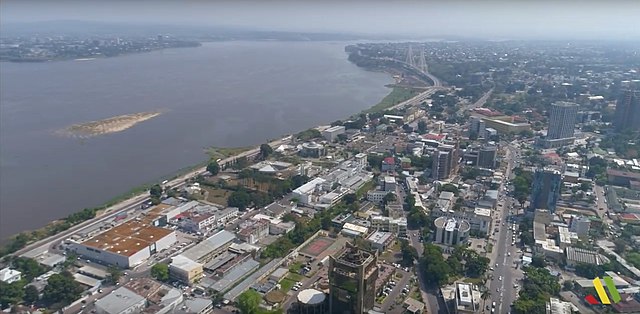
[544,101,578,148]
[236,219,269,244]
[169,255,204,284]
[469,117,486,139]
[614,90,640,132]
[367,231,395,252]
[434,217,470,247]
[299,142,326,158]
[381,157,395,172]
[482,118,531,134]
[477,145,497,169]
[569,216,591,237]
[530,168,562,212]
[322,125,346,142]
[68,220,177,268]
[432,149,452,180]
[383,176,396,191]
[329,243,378,314]
[455,282,481,314]
[370,215,407,237]
[366,190,392,203]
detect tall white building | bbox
[434,217,470,246]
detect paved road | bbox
[380,269,412,312]
[408,231,447,314]
[460,88,494,115]
[389,86,447,111]
[486,143,524,313]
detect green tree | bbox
[11,257,46,281]
[480,288,491,312]
[150,184,163,197]
[106,266,122,284]
[531,255,547,268]
[207,160,221,175]
[42,271,83,309]
[0,281,25,308]
[151,263,169,282]
[562,281,574,291]
[23,285,40,305]
[150,196,162,205]
[237,289,261,314]
[383,192,397,205]
[321,215,332,231]
[440,183,459,195]
[228,190,252,210]
[343,193,357,205]
[400,239,418,267]
[417,120,427,134]
[259,144,273,160]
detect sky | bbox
[2,0,640,40]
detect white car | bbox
[498,276,502,281]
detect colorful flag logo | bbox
[584,276,621,305]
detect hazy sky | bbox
[2,0,640,40]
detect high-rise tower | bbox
[614,90,640,132]
[530,168,562,212]
[543,101,578,148]
[548,101,578,140]
[329,243,378,314]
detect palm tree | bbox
[481,288,491,313]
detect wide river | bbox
[0,41,392,240]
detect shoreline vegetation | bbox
[0,58,420,258]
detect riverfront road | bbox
[15,137,291,258]
[390,87,447,111]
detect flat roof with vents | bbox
[81,220,174,257]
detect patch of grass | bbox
[486,243,493,253]
[363,87,419,114]
[463,277,484,285]
[201,187,232,205]
[280,278,295,291]
[411,289,422,301]
[288,262,303,274]
[206,146,252,159]
[287,273,304,281]
[355,179,376,198]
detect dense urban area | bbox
[2,40,640,314]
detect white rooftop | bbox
[297,289,326,305]
[95,287,145,314]
[342,222,368,235]
[170,255,203,271]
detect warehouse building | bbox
[68,220,176,268]
[182,230,236,264]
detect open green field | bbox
[206,146,253,159]
[363,87,419,114]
